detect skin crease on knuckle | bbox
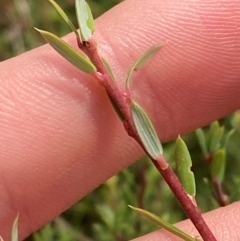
[0,0,239,240]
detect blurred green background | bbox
[1,1,240,241]
[0,0,122,60]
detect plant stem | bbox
[154,156,217,241]
[212,177,229,206]
[80,39,217,241]
[206,154,229,207]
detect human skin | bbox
[0,0,240,240]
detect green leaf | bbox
[229,181,240,202]
[231,111,240,130]
[207,121,219,147]
[125,43,164,88]
[75,0,95,41]
[195,128,208,156]
[210,149,226,182]
[11,214,19,241]
[96,204,115,228]
[102,57,115,82]
[48,0,80,40]
[210,126,224,152]
[33,224,53,241]
[85,2,95,32]
[175,136,196,197]
[223,129,235,148]
[131,101,163,159]
[129,206,196,241]
[35,28,97,74]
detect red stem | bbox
[154,156,217,241]
[212,177,229,206]
[80,39,217,241]
[205,154,229,207]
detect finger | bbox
[132,202,240,241]
[0,0,239,240]
[96,0,240,141]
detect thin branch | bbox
[205,154,229,207]
[212,177,229,206]
[81,39,217,241]
[153,156,217,241]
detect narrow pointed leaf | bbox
[229,182,240,202]
[96,205,115,228]
[11,214,19,241]
[207,121,219,147]
[210,149,226,182]
[210,126,224,152]
[86,2,95,32]
[131,101,163,159]
[35,28,96,73]
[48,0,80,39]
[75,0,94,41]
[129,206,196,241]
[102,57,116,82]
[125,43,164,87]
[175,136,196,197]
[223,129,235,147]
[195,128,208,156]
[231,111,240,129]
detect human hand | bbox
[0,0,240,240]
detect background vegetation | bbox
[1,1,240,240]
